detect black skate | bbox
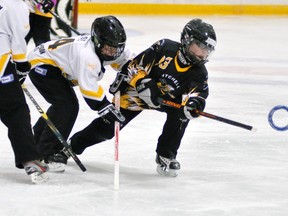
[46,151,69,172]
[156,154,180,177]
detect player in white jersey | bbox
[28,15,131,171]
[0,0,48,184]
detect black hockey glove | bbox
[181,96,206,119]
[41,0,54,13]
[109,72,129,95]
[98,103,125,124]
[135,77,162,108]
[15,61,31,84]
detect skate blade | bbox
[30,172,49,184]
[156,165,178,177]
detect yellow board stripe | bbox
[79,3,288,16]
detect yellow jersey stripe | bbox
[80,85,104,100]
[12,53,27,62]
[29,58,62,69]
[0,53,11,77]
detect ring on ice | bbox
[268,105,288,131]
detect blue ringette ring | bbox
[268,105,288,131]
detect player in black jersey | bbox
[62,18,217,177]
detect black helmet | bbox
[180,19,217,65]
[91,15,126,61]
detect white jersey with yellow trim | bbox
[0,0,30,77]
[28,34,131,103]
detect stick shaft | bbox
[196,110,253,131]
[34,0,81,35]
[49,9,81,35]
[114,91,121,190]
[22,85,86,171]
[158,98,254,131]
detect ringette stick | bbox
[114,91,121,190]
[22,84,87,172]
[48,7,81,35]
[158,98,256,131]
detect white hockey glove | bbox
[15,61,31,84]
[135,77,161,108]
[98,103,125,124]
[181,96,206,119]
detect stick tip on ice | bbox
[251,127,257,132]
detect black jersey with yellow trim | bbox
[122,39,209,110]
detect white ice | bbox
[0,15,288,216]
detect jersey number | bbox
[158,56,173,70]
[48,38,75,50]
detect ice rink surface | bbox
[0,15,288,216]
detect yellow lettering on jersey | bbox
[87,63,96,71]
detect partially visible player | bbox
[65,18,217,177]
[0,0,48,184]
[25,0,56,46]
[28,16,131,172]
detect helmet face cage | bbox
[181,19,217,65]
[182,36,215,65]
[103,43,125,60]
[91,16,126,61]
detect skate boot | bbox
[156,154,180,177]
[46,151,69,172]
[23,160,49,184]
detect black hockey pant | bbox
[29,65,79,159]
[70,106,189,159]
[0,60,41,168]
